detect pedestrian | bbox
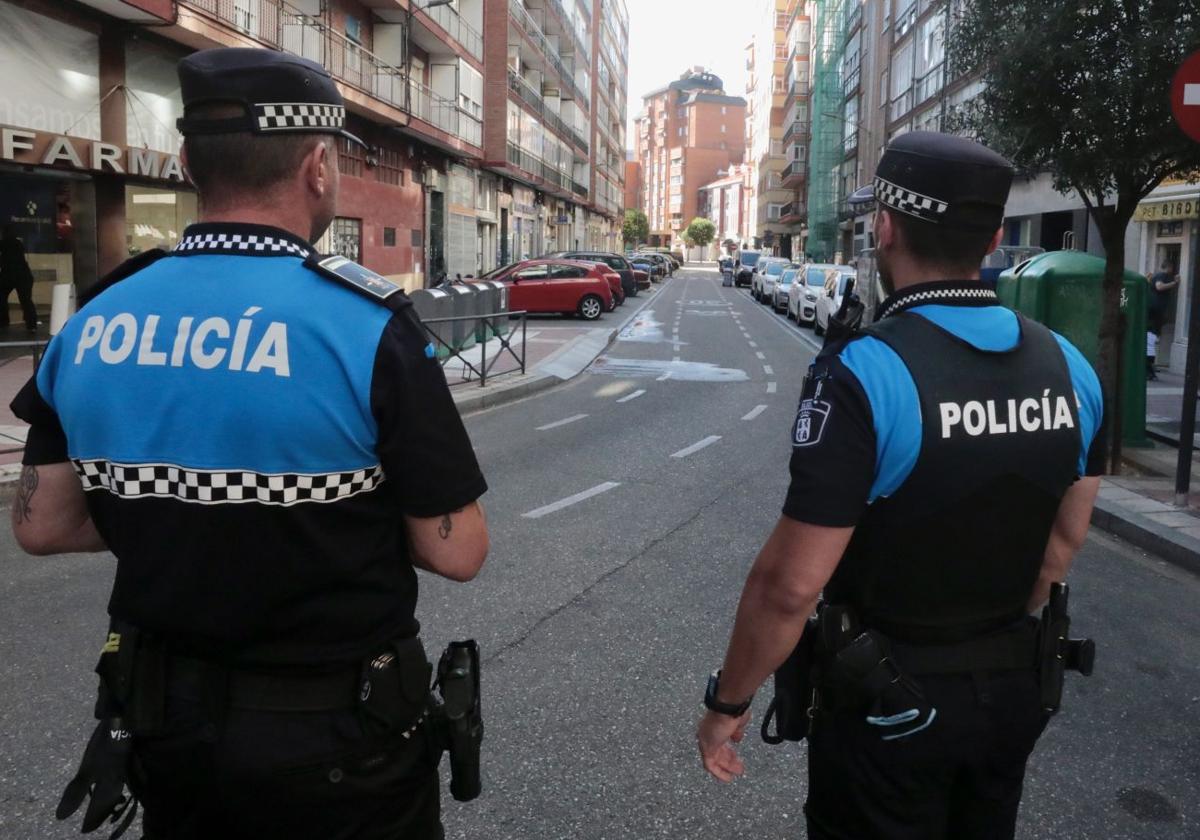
[0,224,40,331]
[11,48,489,840]
[1147,329,1159,381]
[697,131,1105,840]
[1147,259,1181,335]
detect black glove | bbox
[56,717,138,838]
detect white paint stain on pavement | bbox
[522,482,621,519]
[671,435,723,459]
[618,310,669,343]
[589,357,750,382]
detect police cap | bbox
[852,131,1014,232]
[176,47,366,147]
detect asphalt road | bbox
[2,266,1198,839]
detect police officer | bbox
[11,48,488,839]
[697,132,1104,839]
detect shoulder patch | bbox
[305,254,413,310]
[794,388,833,447]
[78,248,168,306]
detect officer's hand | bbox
[697,709,750,783]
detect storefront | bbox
[509,185,539,262]
[1134,184,1200,373]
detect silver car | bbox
[772,267,801,314]
[812,267,857,335]
[788,264,854,325]
[752,258,790,304]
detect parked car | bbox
[548,251,638,298]
[752,258,791,303]
[790,264,855,326]
[631,256,665,282]
[812,267,858,335]
[631,268,652,290]
[772,267,800,314]
[733,250,761,287]
[635,253,674,278]
[479,259,613,320]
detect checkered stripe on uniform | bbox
[874,176,950,223]
[73,460,385,507]
[878,287,998,320]
[174,233,312,258]
[254,103,345,132]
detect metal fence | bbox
[421,311,529,387]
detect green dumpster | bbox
[996,250,1148,447]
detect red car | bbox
[480,259,614,320]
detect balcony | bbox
[782,120,808,147]
[780,201,805,224]
[181,0,482,151]
[531,0,592,60]
[782,159,806,188]
[915,62,944,107]
[505,141,585,198]
[418,1,483,61]
[889,87,915,123]
[507,69,589,151]
[845,1,862,34]
[509,0,591,108]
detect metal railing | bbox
[889,87,915,122]
[915,62,945,106]
[506,69,590,151]
[182,0,482,149]
[505,141,576,193]
[422,311,528,387]
[419,1,483,60]
[782,120,809,146]
[508,0,591,108]
[542,0,591,59]
[783,160,806,183]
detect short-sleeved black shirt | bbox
[13,223,486,665]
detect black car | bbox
[547,251,637,298]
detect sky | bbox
[623,0,757,148]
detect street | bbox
[2,266,1199,839]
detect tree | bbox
[684,217,717,249]
[949,0,1200,469]
[622,209,649,246]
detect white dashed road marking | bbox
[671,435,723,459]
[756,351,766,360]
[742,404,768,421]
[536,413,588,431]
[767,382,778,394]
[522,482,621,519]
[763,365,774,375]
[617,389,646,403]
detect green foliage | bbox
[684,217,716,248]
[622,209,649,245]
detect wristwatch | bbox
[704,670,753,717]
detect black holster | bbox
[430,640,483,802]
[57,622,167,839]
[760,617,818,744]
[1037,583,1095,715]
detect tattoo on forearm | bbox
[14,466,37,524]
[437,508,464,540]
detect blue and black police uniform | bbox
[782,133,1105,840]
[13,49,485,839]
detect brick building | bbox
[0,0,628,310]
[632,68,746,250]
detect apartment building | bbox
[0,0,627,305]
[698,164,754,255]
[632,68,747,249]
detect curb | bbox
[450,279,670,416]
[1090,497,1200,576]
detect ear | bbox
[984,225,1004,256]
[876,208,898,250]
[179,142,196,187]
[303,139,331,197]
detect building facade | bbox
[698,164,754,257]
[0,0,628,312]
[631,68,746,250]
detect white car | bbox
[788,264,854,326]
[772,267,801,314]
[813,267,858,336]
[752,258,791,304]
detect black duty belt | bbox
[886,619,1038,676]
[167,636,426,713]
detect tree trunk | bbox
[1096,213,1130,475]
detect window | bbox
[767,203,783,221]
[317,217,362,263]
[721,124,727,133]
[721,106,727,115]
[514,265,550,281]
[383,227,397,247]
[375,147,405,186]
[337,136,364,177]
[551,264,588,278]
[344,15,362,44]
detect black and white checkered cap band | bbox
[174,233,312,258]
[877,286,998,320]
[254,102,345,132]
[74,460,385,507]
[874,176,950,223]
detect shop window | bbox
[317,217,362,263]
[125,184,198,256]
[0,170,98,297]
[384,227,397,247]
